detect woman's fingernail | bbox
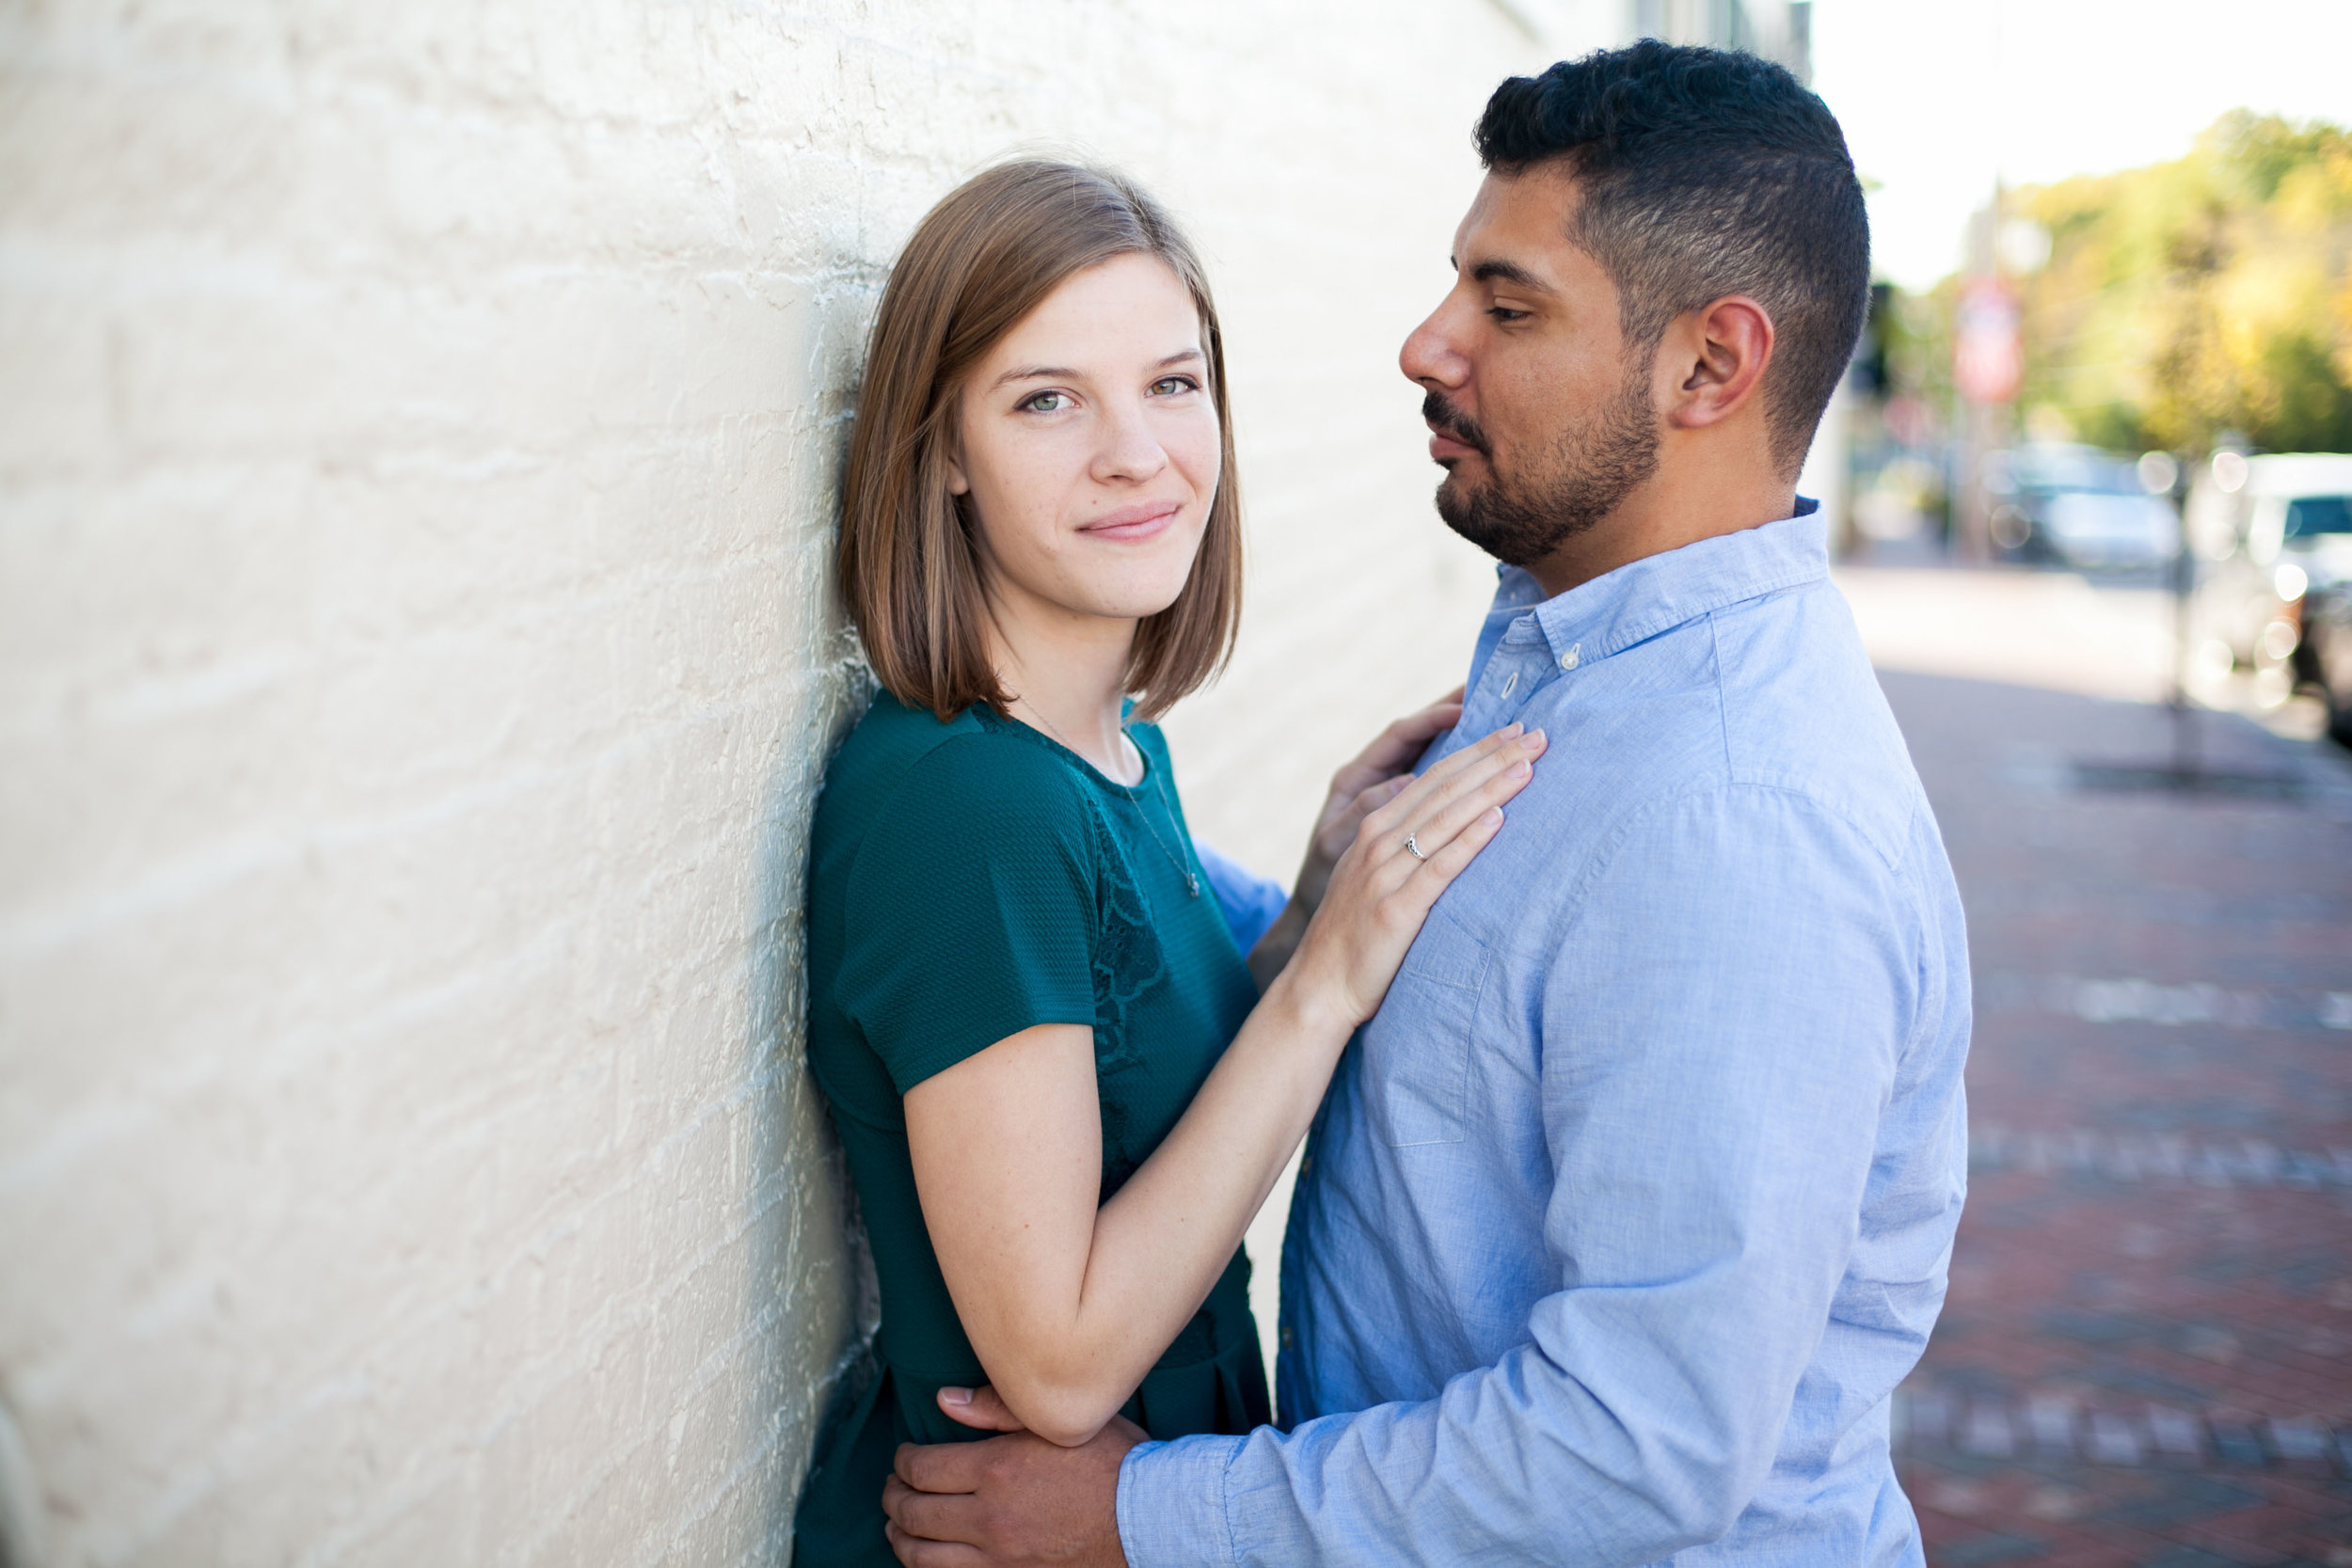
[1521,730,1546,750]
[939,1387,973,1406]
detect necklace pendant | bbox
[1185,873,1200,897]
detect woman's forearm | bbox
[928,968,1352,1447]
[1069,971,1351,1392]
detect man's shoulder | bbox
[1487,579,1924,892]
[1703,578,1926,866]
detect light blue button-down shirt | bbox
[1123,510,1971,1566]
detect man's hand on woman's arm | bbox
[880,1424,1139,1568]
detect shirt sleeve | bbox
[836,737,1101,1096]
[1118,784,1919,1566]
[1192,840,1290,956]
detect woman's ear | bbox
[943,395,973,496]
[1665,295,1774,432]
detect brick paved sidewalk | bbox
[1878,666,2352,1566]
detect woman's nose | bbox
[1092,400,1169,483]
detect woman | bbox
[793,161,1545,1563]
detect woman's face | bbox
[949,252,1222,629]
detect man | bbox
[881,40,1969,1565]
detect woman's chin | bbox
[1087,589,1190,624]
[1049,562,1201,624]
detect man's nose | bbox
[1400,298,1470,390]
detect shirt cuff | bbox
[1116,1433,1243,1568]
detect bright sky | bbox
[1810,0,2352,290]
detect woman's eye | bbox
[1020,390,1070,413]
[1150,376,1200,397]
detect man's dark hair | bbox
[1475,41,1869,473]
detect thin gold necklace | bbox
[1016,698,1200,898]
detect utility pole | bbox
[1953,193,2019,563]
[2139,449,2201,784]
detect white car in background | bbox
[1987,444,2183,569]
[2186,451,2352,704]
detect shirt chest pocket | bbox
[1359,913,1493,1148]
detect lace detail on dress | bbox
[1083,795,1167,1191]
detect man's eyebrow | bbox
[1469,258,1551,292]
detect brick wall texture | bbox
[0,3,1613,1562]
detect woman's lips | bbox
[1080,501,1182,542]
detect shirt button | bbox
[1300,1154,1313,1175]
[1559,643,1581,672]
[1280,1326,1294,1348]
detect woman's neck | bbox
[987,596,1139,784]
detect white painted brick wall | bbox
[0,4,1616,1562]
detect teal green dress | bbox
[792,693,1269,1565]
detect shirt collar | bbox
[1489,498,1827,670]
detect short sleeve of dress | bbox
[837,735,1100,1096]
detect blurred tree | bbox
[2012,112,2352,455]
[1884,280,1952,411]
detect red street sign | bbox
[1955,279,2021,404]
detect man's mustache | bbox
[1421,391,1490,457]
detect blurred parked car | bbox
[1985,444,2182,569]
[2302,576,2352,744]
[2187,452,2352,712]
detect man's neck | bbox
[1524,463,1798,600]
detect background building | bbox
[0,3,1840,1562]
[0,4,1523,1564]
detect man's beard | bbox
[1425,371,1660,568]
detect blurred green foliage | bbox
[2014,112,2352,455]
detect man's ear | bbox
[1663,295,1773,432]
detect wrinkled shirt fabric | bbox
[1118,509,1971,1566]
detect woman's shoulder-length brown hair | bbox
[837,160,1242,723]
